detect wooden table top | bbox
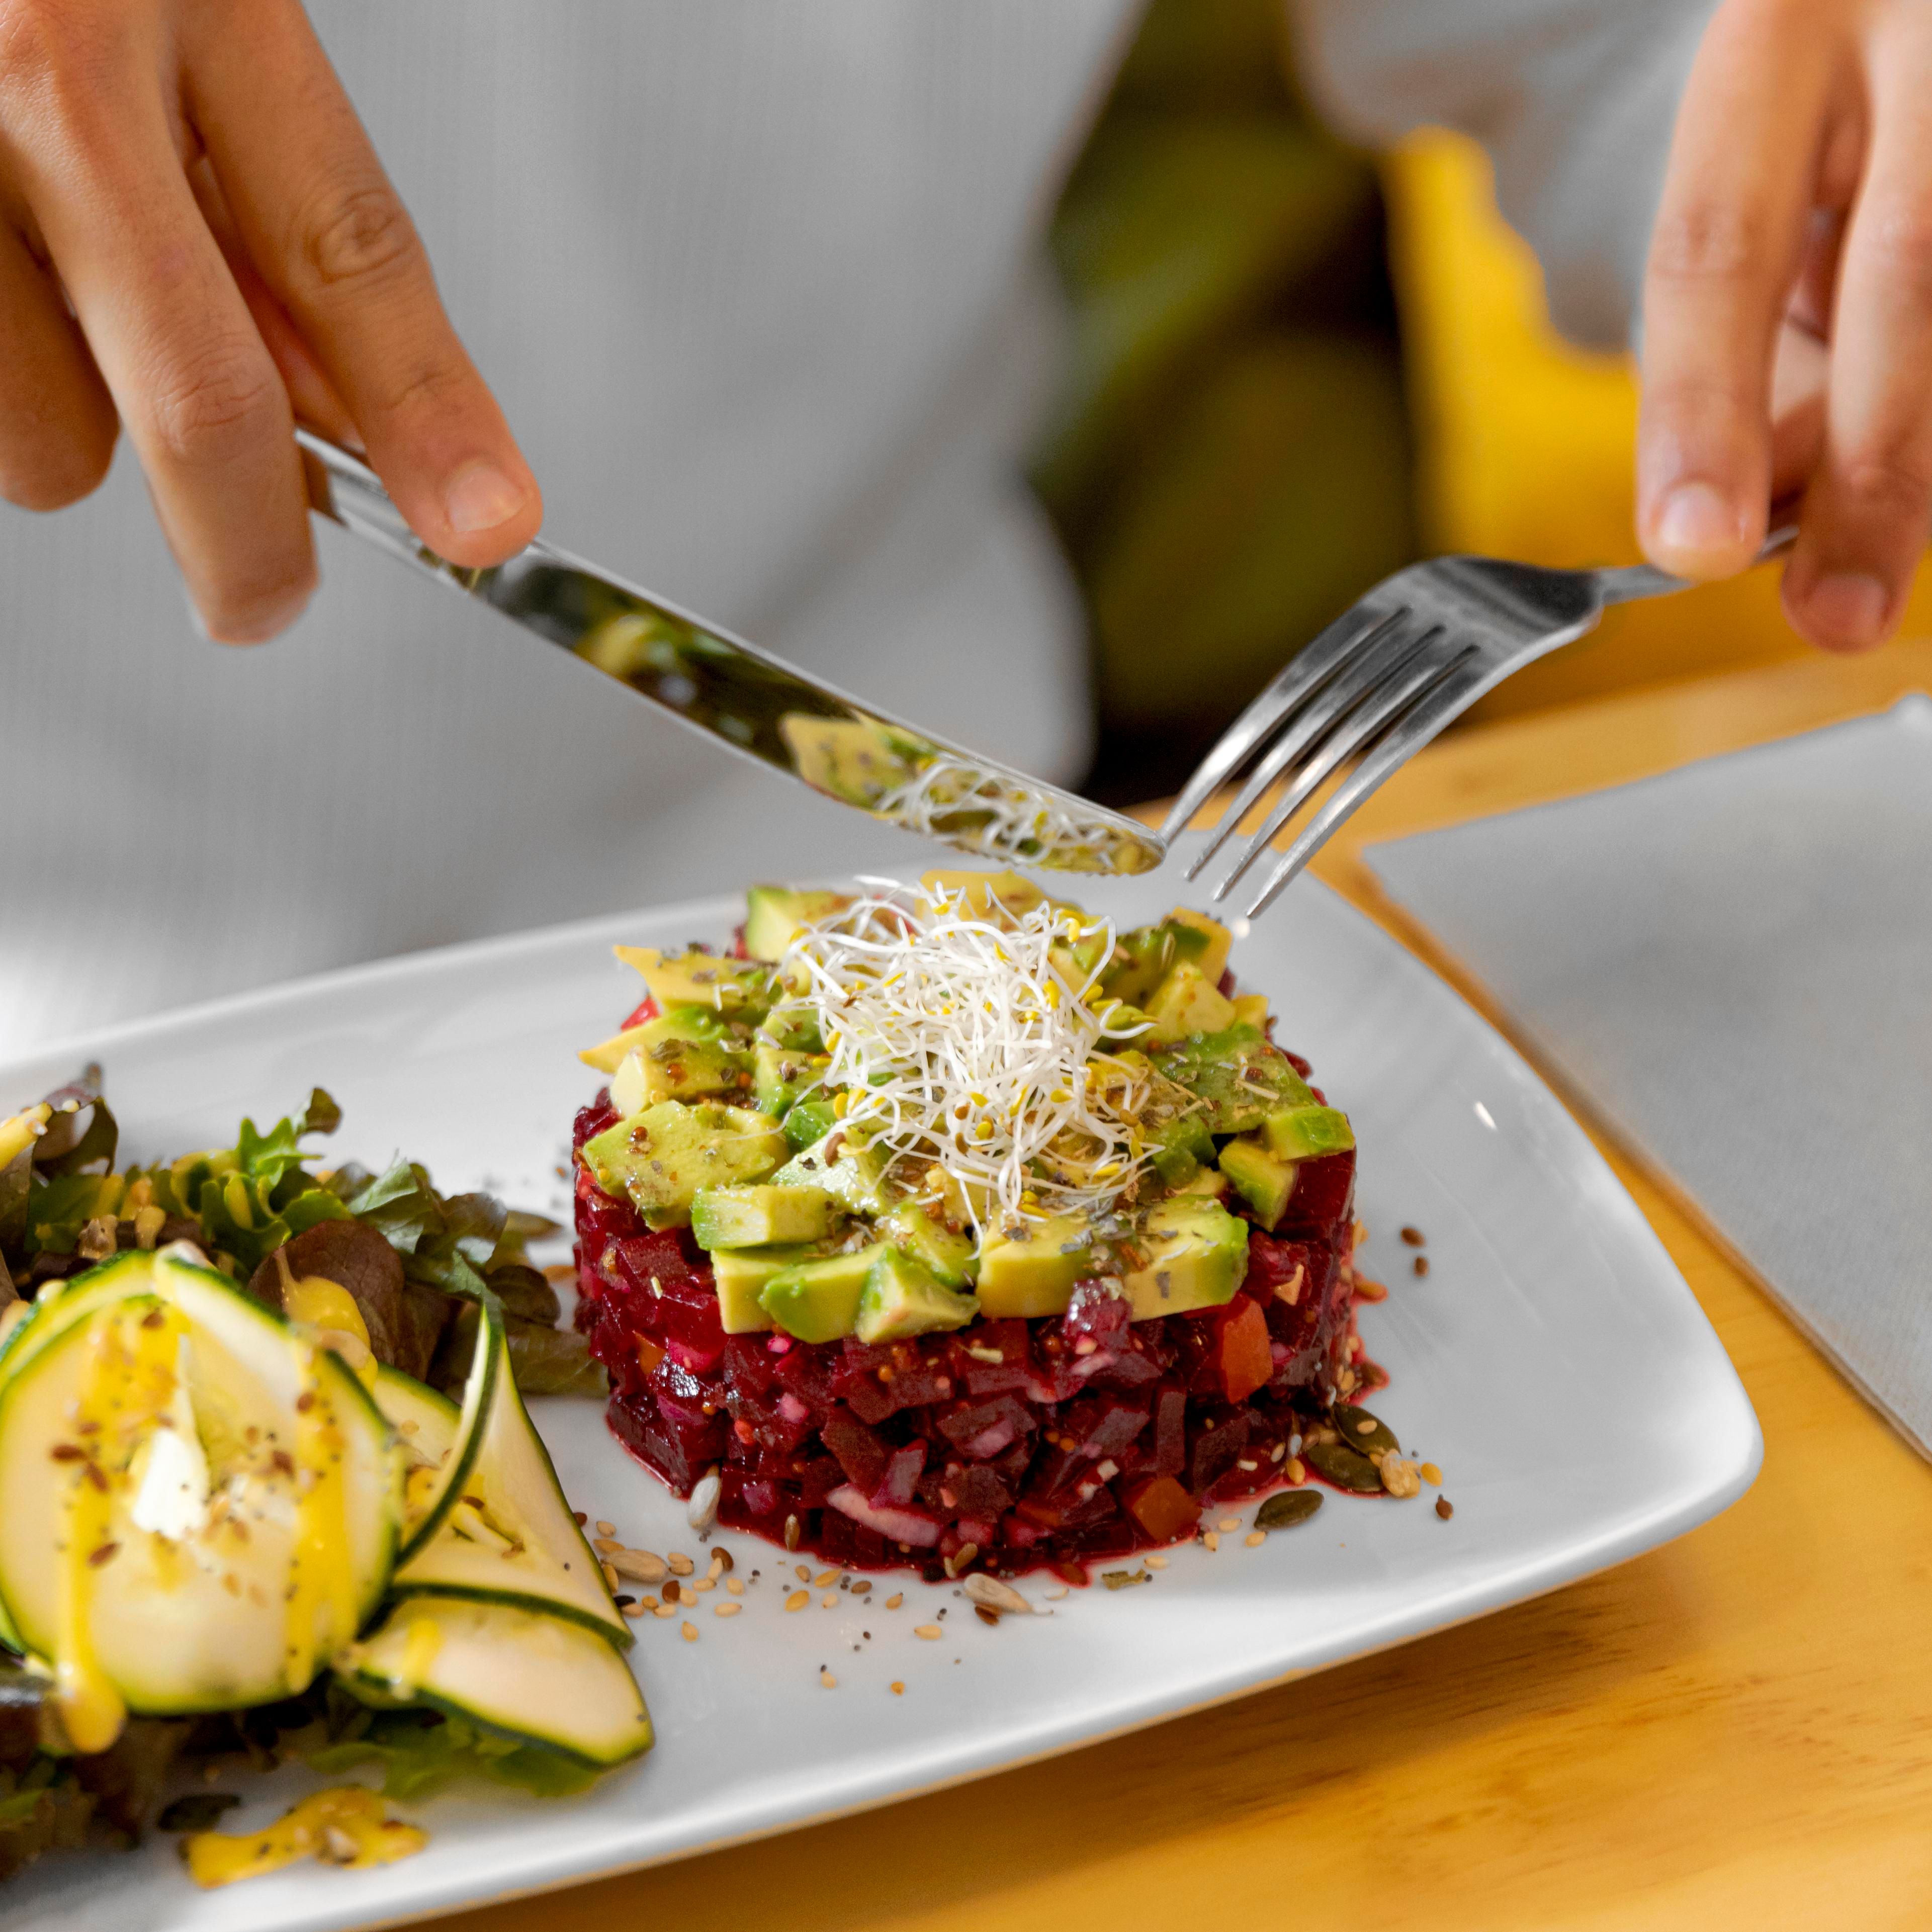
[452,639,1932,1932]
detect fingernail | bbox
[1805,571,1889,648]
[1655,482,1745,563]
[444,460,526,535]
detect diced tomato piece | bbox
[1124,1473,1199,1542]
[1213,1297,1273,1404]
[621,993,660,1030]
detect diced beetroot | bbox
[820,1405,889,1494]
[1150,1385,1188,1478]
[935,1393,1034,1460]
[947,1462,1016,1521]
[1063,1391,1152,1463]
[1277,1149,1355,1236]
[1212,1298,1274,1404]
[1124,1473,1200,1541]
[952,1321,1033,1395]
[870,1438,928,1510]
[1189,1410,1251,1495]
[1063,1280,1131,1355]
[825,1484,943,1548]
[795,1456,845,1507]
[608,1380,722,1494]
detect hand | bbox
[0,0,541,641]
[1637,0,1931,651]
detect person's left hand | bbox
[1636,0,1932,651]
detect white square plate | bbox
[0,848,1760,1932]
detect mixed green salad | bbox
[0,1081,646,1889]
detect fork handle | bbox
[1595,523,1798,606]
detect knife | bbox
[296,429,1164,877]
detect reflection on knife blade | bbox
[298,428,1165,877]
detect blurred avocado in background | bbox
[1034,0,1416,806]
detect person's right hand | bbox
[0,0,541,642]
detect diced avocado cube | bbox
[1261,1105,1355,1162]
[744,886,850,963]
[607,1012,751,1112]
[782,1098,837,1152]
[772,1134,895,1215]
[780,715,918,809]
[690,1184,842,1251]
[1145,961,1240,1044]
[711,1246,822,1334]
[758,1246,883,1343]
[1232,993,1269,1031]
[1156,1025,1315,1131]
[1218,1135,1297,1231]
[583,1102,787,1216]
[753,1037,822,1117]
[579,1021,655,1076]
[880,1201,979,1288]
[1172,1163,1231,1201]
[1166,908,1233,986]
[1150,1114,1217,1187]
[977,1213,1092,1319]
[855,1248,981,1344]
[1122,1199,1250,1320]
[614,945,772,1016]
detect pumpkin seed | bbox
[1334,1403,1399,1458]
[1255,1489,1325,1531]
[1303,1439,1384,1494]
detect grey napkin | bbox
[1363,695,1932,1453]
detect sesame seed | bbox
[1421,1462,1443,1486]
[595,1520,617,1537]
[886,1593,904,1610]
[1399,1226,1425,1247]
[914,1625,942,1640]
[820,1668,837,1688]
[1245,1531,1266,1548]
[667,1552,694,1576]
[593,1537,622,1554]
[1237,1458,1258,1471]
[1414,1255,1430,1277]
[1202,1531,1219,1552]
[1044,1586,1068,1600]
[1217,1516,1240,1533]
[622,1602,644,1619]
[653,1601,677,1619]
[821,1594,838,1609]
[600,1561,621,1590]
[681,1622,697,1642]
[891,1682,906,1696]
[850,1579,871,1595]
[691,1577,715,1593]
[727,1576,744,1596]
[813,1569,837,1588]
[714,1602,741,1618]
[786,1590,810,1612]
[795,1564,811,1582]
[1286,1458,1306,1485]
[1144,1554,1168,1569]
[1436,1497,1455,1520]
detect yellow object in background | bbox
[1383,128,1932,723]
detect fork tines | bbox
[1162,606,1484,918]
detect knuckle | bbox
[1648,199,1774,291]
[294,178,421,293]
[1860,205,1932,307]
[0,0,103,96]
[1836,446,1932,520]
[144,338,281,467]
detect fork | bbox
[1163,529,1797,916]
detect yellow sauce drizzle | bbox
[56,1301,187,1753]
[283,1344,358,1694]
[275,1254,377,1387]
[183,1787,427,1889]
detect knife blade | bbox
[296,429,1164,877]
